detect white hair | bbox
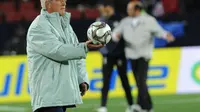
[40,0,47,9]
[40,0,52,9]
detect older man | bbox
[27,0,103,112]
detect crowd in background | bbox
[0,0,200,55]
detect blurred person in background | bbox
[151,0,165,18]
[27,0,103,112]
[113,1,175,112]
[96,4,135,112]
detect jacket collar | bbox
[40,9,71,24]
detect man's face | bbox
[48,0,66,16]
[105,5,114,17]
[127,3,136,17]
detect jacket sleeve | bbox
[149,17,168,38]
[112,19,126,42]
[71,28,89,86]
[77,59,89,86]
[27,25,88,62]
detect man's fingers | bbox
[86,40,92,44]
[80,84,88,96]
[88,44,104,48]
[81,89,86,96]
[168,37,175,42]
[166,33,175,42]
[84,84,87,91]
[86,40,104,47]
[81,92,86,96]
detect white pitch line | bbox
[0,105,27,112]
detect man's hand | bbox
[166,33,175,42]
[79,82,88,96]
[86,40,104,49]
[112,32,121,42]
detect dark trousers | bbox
[35,106,67,112]
[130,58,152,110]
[101,55,133,106]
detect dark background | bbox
[0,0,200,55]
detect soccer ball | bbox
[87,21,112,44]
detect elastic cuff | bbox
[80,43,88,53]
[84,43,88,53]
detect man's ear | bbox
[45,0,51,9]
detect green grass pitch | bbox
[1,94,200,112]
